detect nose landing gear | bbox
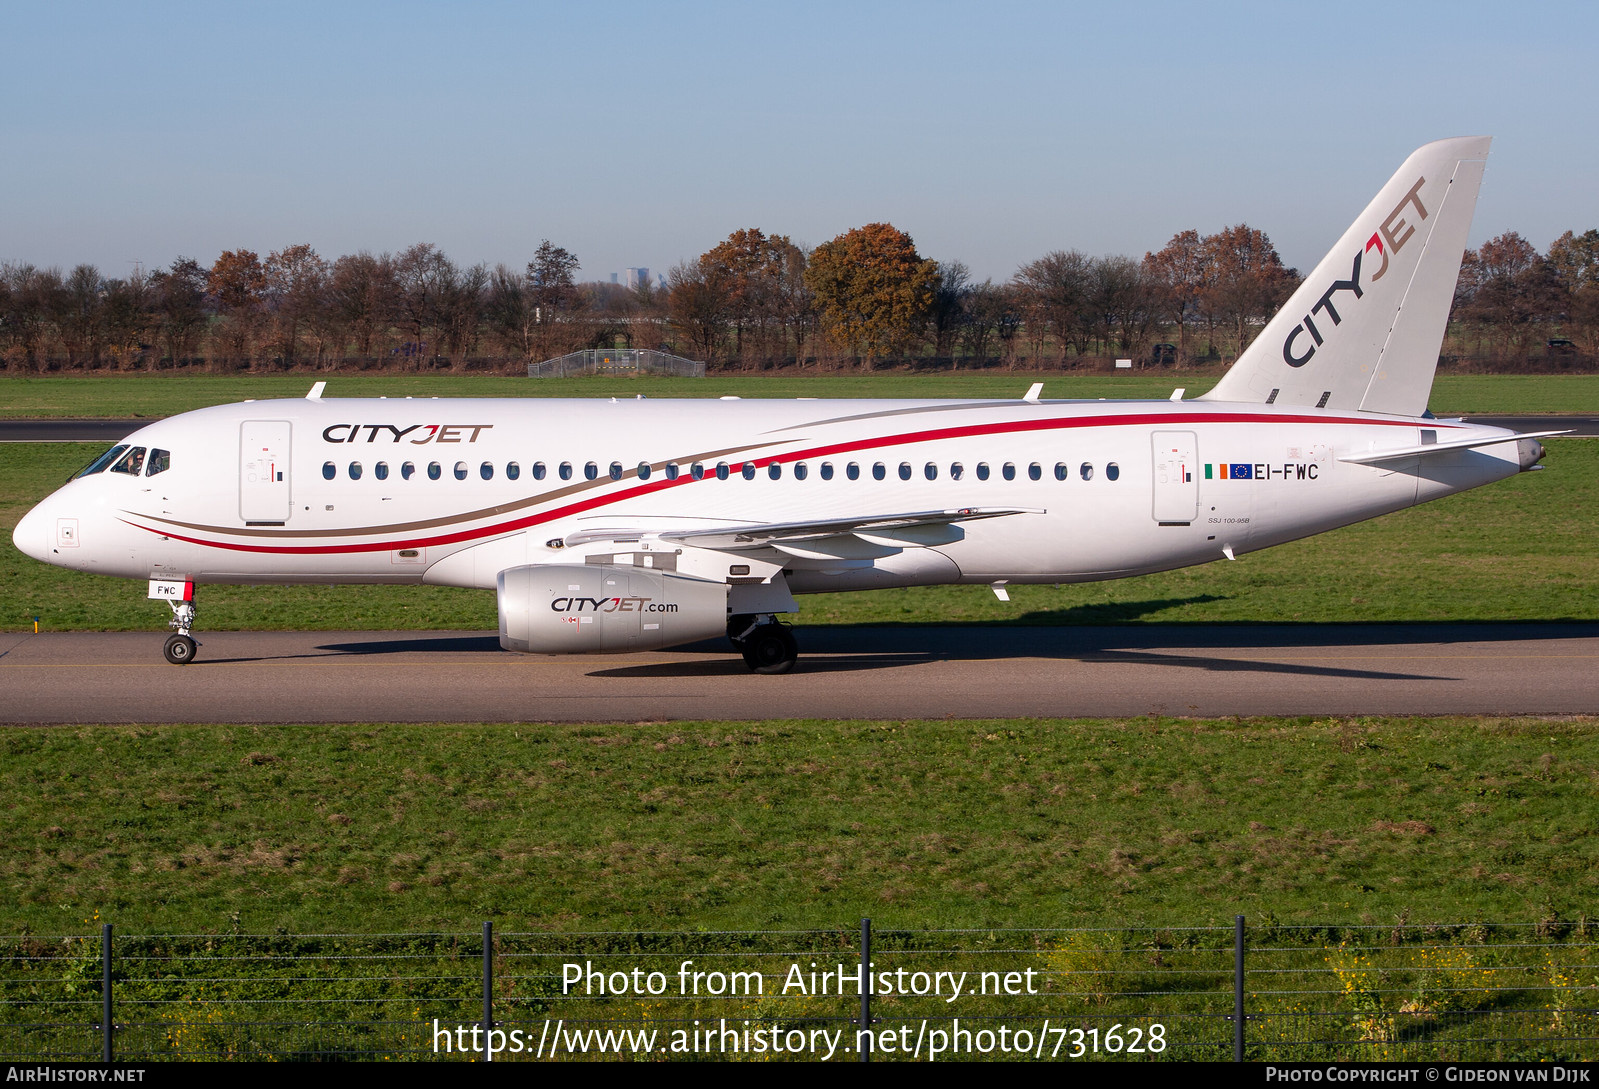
[161,594,198,665]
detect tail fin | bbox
[1200,136,1490,416]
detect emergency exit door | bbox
[240,421,292,523]
[1151,430,1198,524]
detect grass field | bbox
[3,438,1595,633]
[2,715,1595,934]
[3,371,1599,416]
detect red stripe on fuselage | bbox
[125,410,1442,556]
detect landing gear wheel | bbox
[740,624,798,675]
[163,634,197,665]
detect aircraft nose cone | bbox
[12,502,52,563]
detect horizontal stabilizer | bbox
[1338,430,1568,465]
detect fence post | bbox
[859,917,871,1063]
[482,921,494,1062]
[1234,915,1246,1062]
[101,923,113,1064]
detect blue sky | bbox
[3,1,1596,283]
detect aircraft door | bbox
[1151,430,1198,524]
[240,421,292,523]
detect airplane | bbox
[11,136,1566,674]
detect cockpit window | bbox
[146,449,171,476]
[74,444,129,478]
[109,447,147,475]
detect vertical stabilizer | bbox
[1200,137,1490,416]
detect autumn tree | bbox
[150,258,209,367]
[1142,229,1209,362]
[526,240,582,360]
[928,261,972,359]
[1456,231,1563,352]
[697,228,809,365]
[1013,250,1093,362]
[392,243,458,365]
[1546,228,1599,352]
[1199,225,1297,359]
[263,244,330,367]
[207,249,267,366]
[666,260,733,364]
[803,223,939,366]
[328,252,396,361]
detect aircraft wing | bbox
[559,507,1041,560]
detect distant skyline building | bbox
[624,267,650,290]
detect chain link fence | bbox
[2,919,1595,1061]
[529,349,706,378]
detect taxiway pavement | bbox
[3,624,1596,723]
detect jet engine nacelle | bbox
[497,563,728,654]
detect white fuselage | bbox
[13,395,1528,597]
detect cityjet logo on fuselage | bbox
[321,424,494,444]
[1281,176,1429,368]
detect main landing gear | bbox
[727,614,799,675]
[163,597,198,665]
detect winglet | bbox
[1024,383,1043,403]
[306,381,326,401]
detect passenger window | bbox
[428,462,442,480]
[559,462,573,481]
[820,462,834,481]
[609,462,623,481]
[768,462,781,480]
[1106,462,1120,481]
[872,462,886,481]
[1080,462,1094,481]
[976,462,990,481]
[402,461,416,480]
[584,462,598,481]
[715,462,729,481]
[637,462,651,480]
[691,462,706,480]
[322,461,336,480]
[75,445,129,478]
[950,462,964,480]
[480,461,494,480]
[924,462,937,480]
[847,462,860,481]
[146,449,170,476]
[110,447,146,475]
[1002,462,1016,481]
[741,462,756,481]
[1055,462,1068,481]
[532,462,547,481]
[665,463,680,481]
[794,462,808,481]
[454,462,468,480]
[898,462,912,481]
[349,462,363,480]
[375,462,389,481]
[1028,462,1041,481]
[506,462,520,481]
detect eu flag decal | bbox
[1229,464,1254,480]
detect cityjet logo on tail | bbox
[1282,177,1429,368]
[321,424,494,444]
